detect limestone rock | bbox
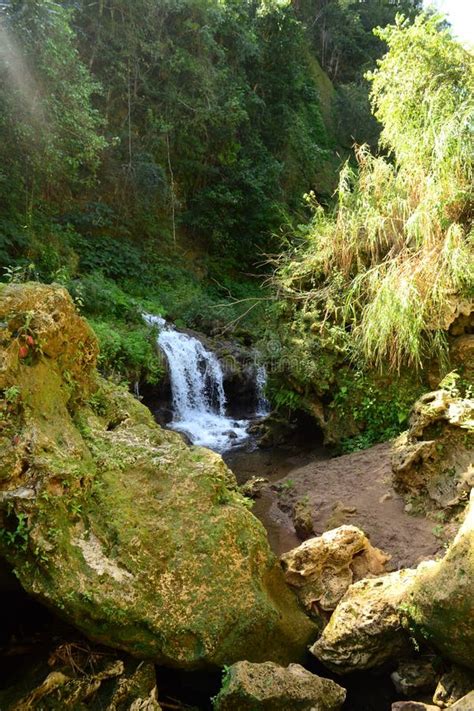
[450,691,474,710]
[433,666,474,708]
[0,284,316,669]
[212,660,346,711]
[311,569,417,673]
[392,389,474,511]
[390,659,438,697]
[281,526,390,618]
[405,489,474,671]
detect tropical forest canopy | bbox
[0,0,472,449]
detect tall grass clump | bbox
[275,13,474,373]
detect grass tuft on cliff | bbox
[274,14,474,374]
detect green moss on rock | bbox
[0,283,316,669]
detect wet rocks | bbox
[0,284,316,669]
[392,389,474,512]
[240,476,269,499]
[212,660,346,711]
[311,569,417,673]
[281,526,390,619]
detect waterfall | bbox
[256,364,270,417]
[144,315,250,452]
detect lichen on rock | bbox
[212,660,346,711]
[0,283,316,669]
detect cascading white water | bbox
[144,314,250,451]
[256,364,271,417]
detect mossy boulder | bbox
[392,389,474,512]
[212,661,346,711]
[0,283,316,669]
[405,489,474,670]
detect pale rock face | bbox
[213,660,346,711]
[392,389,474,511]
[281,525,390,618]
[0,284,316,669]
[449,691,474,710]
[310,569,417,673]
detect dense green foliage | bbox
[2,0,470,450]
[0,0,340,383]
[270,13,473,447]
[294,0,422,148]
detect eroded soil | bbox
[226,442,444,569]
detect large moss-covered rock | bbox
[392,389,474,511]
[405,489,474,670]
[0,283,316,669]
[212,661,346,711]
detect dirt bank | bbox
[226,443,444,569]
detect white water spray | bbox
[256,364,271,417]
[144,315,250,451]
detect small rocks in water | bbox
[212,660,346,711]
[224,429,238,439]
[311,568,417,673]
[293,499,315,540]
[240,476,269,499]
[390,659,438,697]
[281,525,390,619]
[433,665,474,708]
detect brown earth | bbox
[226,443,444,569]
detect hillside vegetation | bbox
[266,14,473,447]
[0,0,471,447]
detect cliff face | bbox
[0,283,315,669]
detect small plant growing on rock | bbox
[0,509,29,552]
[11,311,43,365]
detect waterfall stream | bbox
[144,315,260,452]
